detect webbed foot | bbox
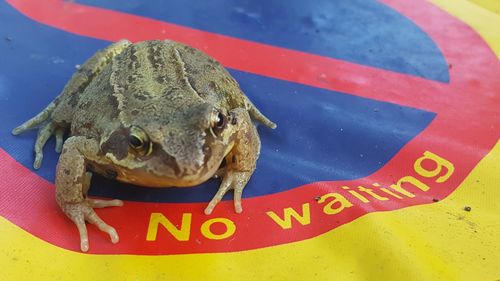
[204,170,250,215]
[61,198,123,252]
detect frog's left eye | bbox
[213,112,227,130]
[217,112,227,128]
[129,126,153,156]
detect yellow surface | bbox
[468,0,500,16]
[1,1,500,280]
[432,0,500,59]
[1,143,499,281]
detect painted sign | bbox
[0,0,499,255]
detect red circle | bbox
[2,0,500,254]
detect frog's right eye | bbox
[129,126,153,156]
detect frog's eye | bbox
[129,135,143,149]
[208,110,228,137]
[129,126,153,156]
[213,112,227,130]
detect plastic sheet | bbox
[1,0,499,280]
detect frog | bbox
[12,39,276,252]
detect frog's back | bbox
[111,40,245,111]
[72,40,247,140]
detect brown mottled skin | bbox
[12,40,276,252]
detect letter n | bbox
[146,212,192,241]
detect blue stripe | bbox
[0,1,434,203]
[77,0,450,82]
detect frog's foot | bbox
[12,103,67,169]
[31,123,67,169]
[61,198,123,252]
[204,171,250,215]
[12,102,56,136]
[33,123,67,169]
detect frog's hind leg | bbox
[11,102,56,135]
[12,102,62,169]
[12,39,131,135]
[12,39,132,169]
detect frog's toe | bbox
[61,199,121,252]
[33,153,43,170]
[204,171,249,215]
[11,126,25,136]
[55,128,65,153]
[205,179,230,215]
[233,187,243,214]
[204,195,222,215]
[33,122,56,169]
[231,173,247,213]
[72,214,90,252]
[88,198,124,208]
[32,122,68,168]
[85,211,119,244]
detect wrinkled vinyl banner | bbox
[1,0,499,280]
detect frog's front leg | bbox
[204,108,261,215]
[56,136,123,252]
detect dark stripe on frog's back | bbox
[173,42,248,111]
[110,41,203,110]
[72,41,249,143]
[70,63,121,140]
[126,40,245,111]
[71,40,246,123]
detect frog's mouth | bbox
[112,138,228,188]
